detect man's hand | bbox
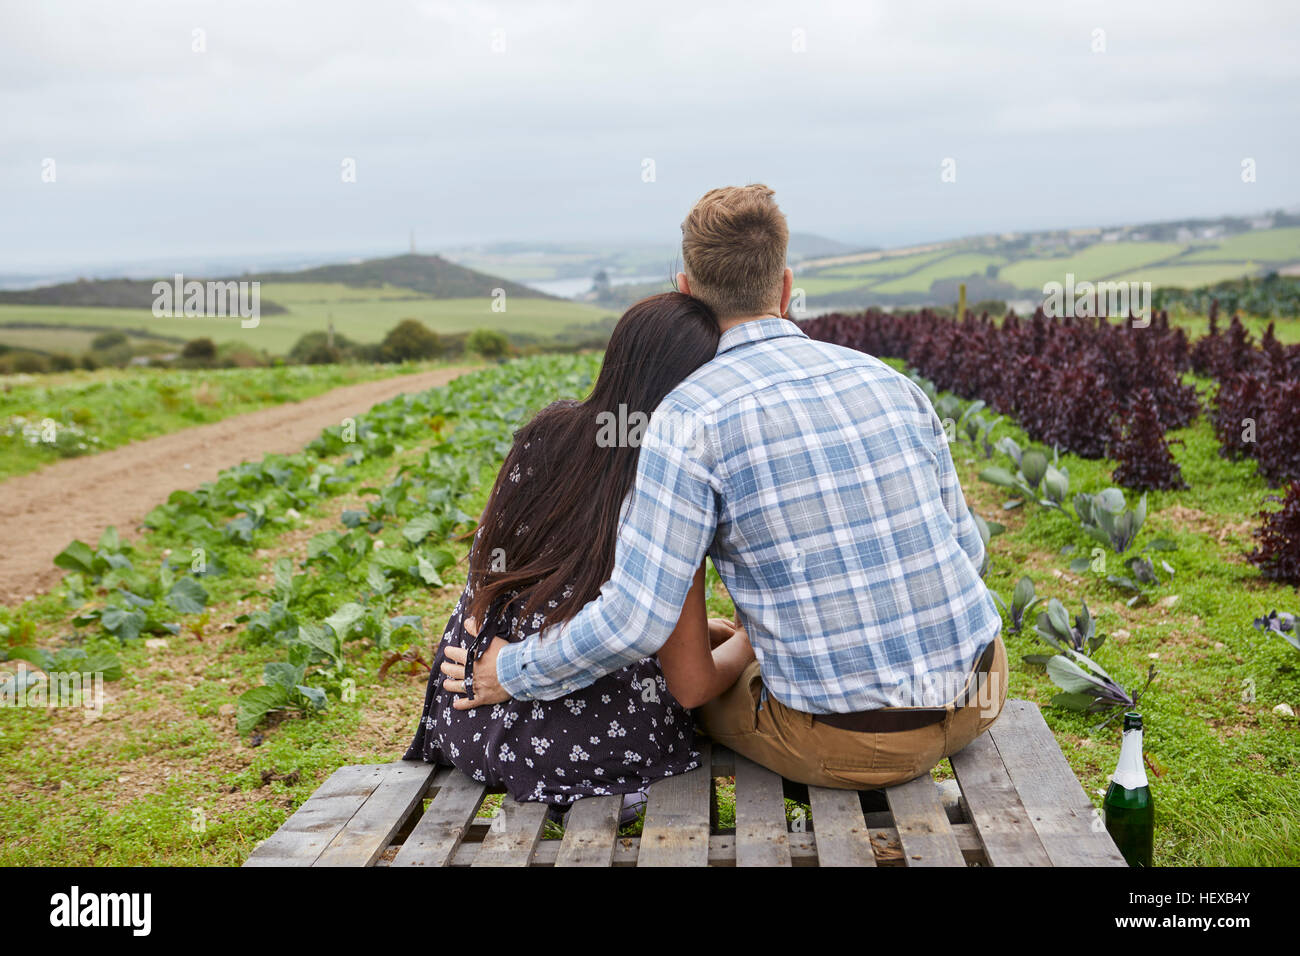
[441,639,512,710]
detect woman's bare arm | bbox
[656,564,756,709]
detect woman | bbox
[403,292,755,813]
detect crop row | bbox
[1191,307,1300,486]
[0,362,421,478]
[805,307,1300,587]
[5,355,601,731]
[802,308,1197,462]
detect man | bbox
[442,184,1006,789]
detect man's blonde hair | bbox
[681,184,789,320]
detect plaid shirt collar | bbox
[716,316,809,356]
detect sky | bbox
[2,0,1298,276]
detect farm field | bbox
[0,320,1296,866]
[0,361,464,481]
[1180,227,1300,263]
[997,242,1187,291]
[1164,310,1300,344]
[870,252,1007,294]
[0,290,610,357]
[0,327,178,355]
[814,248,954,278]
[792,226,1300,308]
[793,275,898,296]
[1114,262,1266,289]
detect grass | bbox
[955,381,1299,866]
[791,276,880,296]
[802,229,1296,301]
[1115,262,1264,288]
[870,252,1007,294]
[1179,227,1300,264]
[1,345,1298,866]
[1165,309,1300,345]
[0,289,610,356]
[813,249,953,279]
[0,327,178,355]
[998,242,1187,291]
[0,360,459,481]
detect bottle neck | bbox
[1112,727,1149,790]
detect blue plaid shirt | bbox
[496,317,1000,713]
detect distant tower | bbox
[409,229,416,255]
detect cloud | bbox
[1,0,1297,270]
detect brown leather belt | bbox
[812,641,997,734]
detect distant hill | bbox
[0,278,283,314]
[245,254,554,301]
[788,232,865,261]
[0,254,551,311]
[444,235,866,285]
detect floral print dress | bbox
[403,564,700,807]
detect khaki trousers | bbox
[697,636,1008,790]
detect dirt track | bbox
[0,367,471,604]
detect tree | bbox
[4,351,49,374]
[466,328,509,360]
[380,319,443,362]
[181,337,217,362]
[289,330,352,365]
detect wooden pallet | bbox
[243,699,1128,867]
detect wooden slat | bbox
[244,764,387,866]
[733,754,791,866]
[313,761,437,866]
[709,743,736,778]
[986,699,1128,866]
[391,770,487,867]
[554,794,623,867]
[949,731,1053,866]
[254,698,1113,868]
[638,741,712,866]
[470,798,550,867]
[447,824,986,866]
[808,786,876,867]
[885,773,966,866]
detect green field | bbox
[1180,227,1300,263]
[0,361,456,480]
[0,286,610,356]
[815,249,953,279]
[0,327,177,355]
[791,275,879,296]
[793,226,1300,304]
[998,242,1186,291]
[1165,310,1300,344]
[1117,262,1264,288]
[0,346,1297,865]
[871,252,1007,294]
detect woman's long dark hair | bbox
[465,292,720,633]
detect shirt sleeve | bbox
[495,407,718,701]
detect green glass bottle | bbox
[1104,711,1154,867]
